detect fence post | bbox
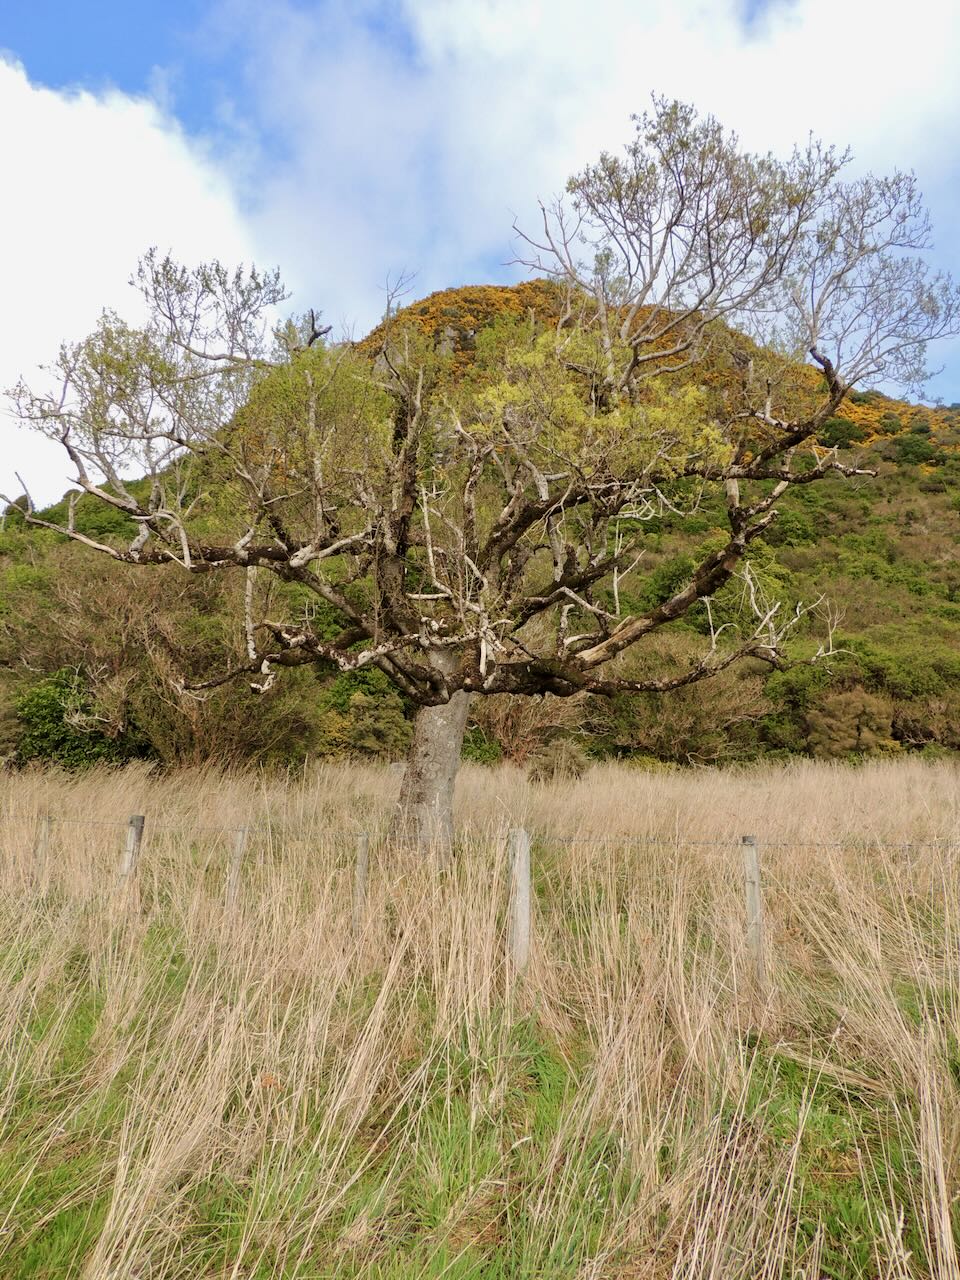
[508,827,532,978]
[225,826,249,912]
[118,814,145,887]
[740,834,766,988]
[35,814,52,893]
[353,832,370,935]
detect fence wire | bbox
[1,810,959,855]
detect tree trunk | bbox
[393,690,470,853]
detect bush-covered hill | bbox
[2,283,960,769]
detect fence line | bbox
[3,809,955,986]
[45,815,250,835]
[3,810,958,853]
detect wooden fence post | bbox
[508,827,532,978]
[118,815,145,887]
[35,815,52,893]
[225,826,249,912]
[741,834,766,988]
[353,833,370,935]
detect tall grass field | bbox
[2,758,959,1278]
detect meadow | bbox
[1,757,959,1278]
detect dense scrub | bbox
[5,421,960,770]
[4,284,960,771]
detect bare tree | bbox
[8,100,959,849]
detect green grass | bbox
[2,991,931,1278]
[3,764,960,1276]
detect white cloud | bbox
[5,0,960,510]
[221,0,960,392]
[0,57,258,506]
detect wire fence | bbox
[3,806,958,984]
[4,809,959,851]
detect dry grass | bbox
[1,756,959,1278]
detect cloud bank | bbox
[224,0,960,360]
[5,0,960,503]
[0,57,256,504]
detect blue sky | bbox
[2,1,206,95]
[0,0,232,131]
[2,0,960,501]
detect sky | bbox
[2,0,960,505]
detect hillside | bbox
[2,282,960,769]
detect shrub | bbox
[315,684,411,760]
[467,692,584,764]
[890,435,936,466]
[805,687,896,758]
[819,417,867,449]
[36,488,143,541]
[762,660,841,753]
[637,553,697,611]
[14,669,149,768]
[528,737,590,782]
[587,636,769,764]
[460,725,503,764]
[877,411,903,434]
[891,695,960,750]
[622,754,678,773]
[766,508,816,547]
[342,692,411,759]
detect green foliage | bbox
[470,331,731,482]
[527,737,590,782]
[228,343,396,493]
[765,508,816,547]
[876,410,903,434]
[314,669,412,760]
[316,667,398,713]
[5,272,960,773]
[587,637,769,765]
[683,537,797,638]
[461,725,503,764]
[6,405,960,770]
[13,669,149,768]
[889,434,937,465]
[0,562,54,615]
[818,416,866,449]
[805,687,896,758]
[35,489,143,541]
[637,552,697,610]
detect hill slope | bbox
[2,282,959,768]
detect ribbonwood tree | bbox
[8,99,960,848]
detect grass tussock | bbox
[1,756,959,1278]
